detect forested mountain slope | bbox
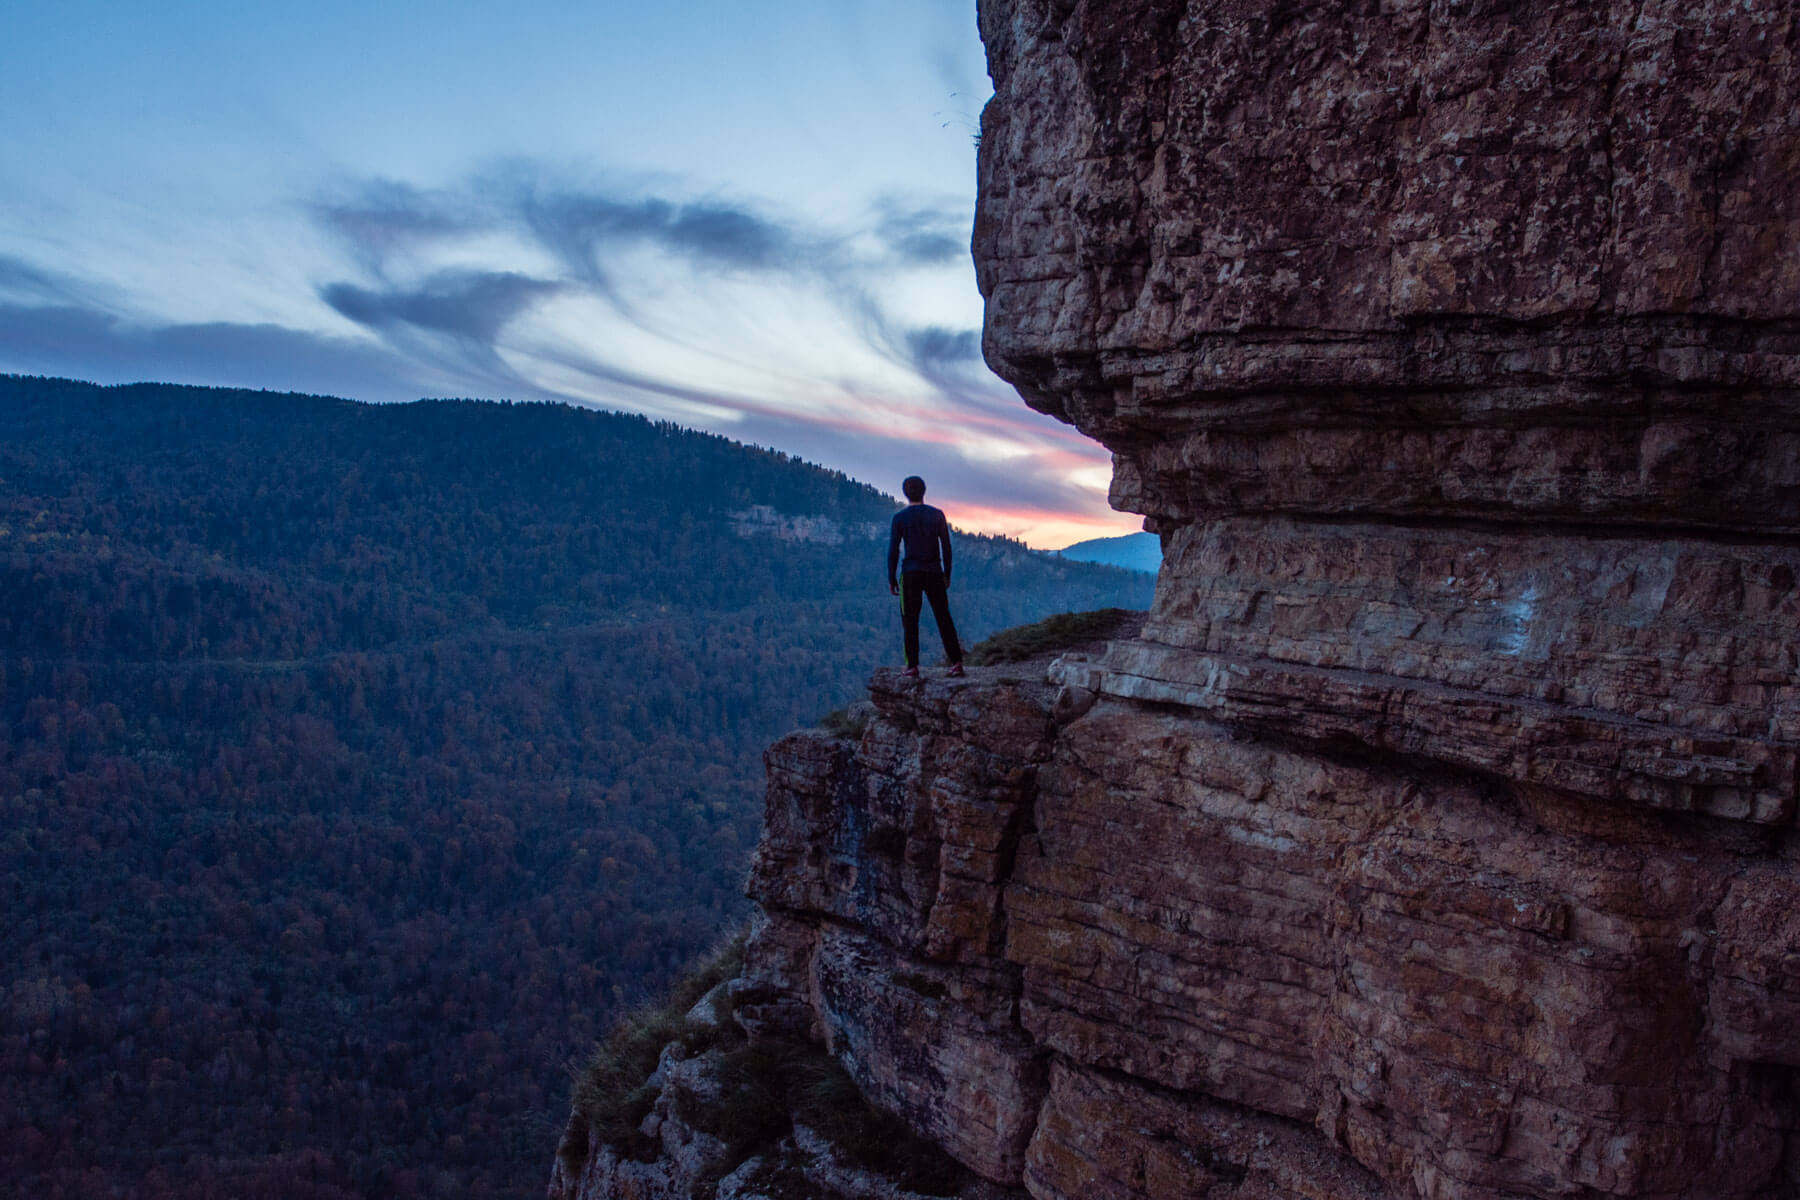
[0,375,1151,1199]
[1055,531,1160,574]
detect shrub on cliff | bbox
[816,700,875,740]
[563,927,967,1195]
[561,933,745,1172]
[674,1037,967,1196]
[967,606,1141,664]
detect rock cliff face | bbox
[551,2,1800,1197]
[975,0,1800,536]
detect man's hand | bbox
[889,582,899,596]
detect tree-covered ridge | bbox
[0,375,1151,1199]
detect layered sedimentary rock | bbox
[716,644,1799,1200]
[974,0,1800,536]
[553,2,1800,1197]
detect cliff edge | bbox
[551,2,1800,1196]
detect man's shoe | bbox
[902,666,920,678]
[947,662,965,677]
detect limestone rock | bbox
[554,1,1800,1196]
[974,0,1800,532]
[727,660,1800,1199]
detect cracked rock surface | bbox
[553,2,1800,1197]
[975,0,1800,534]
[718,655,1800,1199]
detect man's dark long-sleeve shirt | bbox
[888,503,952,588]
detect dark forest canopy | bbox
[0,375,1151,1199]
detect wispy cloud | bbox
[0,163,1129,546]
[548,195,800,271]
[0,301,438,404]
[321,270,564,343]
[0,255,96,307]
[312,181,486,276]
[904,325,981,366]
[873,203,968,265]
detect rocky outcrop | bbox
[702,644,1800,1200]
[974,0,1800,536]
[552,2,1800,1197]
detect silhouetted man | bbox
[887,475,964,678]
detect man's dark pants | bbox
[901,569,963,668]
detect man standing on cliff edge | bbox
[888,475,965,679]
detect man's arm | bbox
[937,510,952,586]
[887,515,902,592]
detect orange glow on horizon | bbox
[947,501,1144,552]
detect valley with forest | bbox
[0,375,1152,1199]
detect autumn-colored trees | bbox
[0,375,1151,1197]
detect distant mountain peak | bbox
[1055,531,1160,574]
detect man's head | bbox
[902,476,926,502]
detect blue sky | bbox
[0,0,1134,547]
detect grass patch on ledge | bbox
[966,607,1140,666]
[559,922,969,1196]
[816,701,874,740]
[560,930,747,1175]
[676,1038,968,1197]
